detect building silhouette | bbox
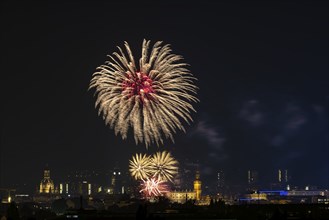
[217,170,225,192]
[248,170,259,184]
[109,167,123,194]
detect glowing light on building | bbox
[278,169,289,183]
[247,170,258,184]
[88,184,91,195]
[193,171,202,201]
[258,190,288,196]
[39,168,55,194]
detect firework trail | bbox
[90,39,198,147]
[129,153,152,180]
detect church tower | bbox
[193,170,202,201]
[39,166,55,193]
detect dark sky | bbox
[1,0,328,190]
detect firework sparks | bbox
[139,177,168,197]
[150,151,178,182]
[89,39,198,147]
[129,153,152,180]
[129,151,179,183]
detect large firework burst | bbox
[89,39,198,147]
[150,151,178,182]
[129,153,152,180]
[139,177,168,197]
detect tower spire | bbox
[193,169,202,201]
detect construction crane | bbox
[0,188,16,203]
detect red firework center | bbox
[122,72,155,100]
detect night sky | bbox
[1,0,328,190]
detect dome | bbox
[41,178,54,185]
[39,168,55,194]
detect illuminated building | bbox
[239,190,329,204]
[194,170,202,201]
[109,168,124,194]
[278,169,289,183]
[62,170,104,196]
[166,190,196,203]
[0,188,16,204]
[39,167,55,194]
[270,169,290,190]
[34,167,60,206]
[247,192,267,201]
[60,180,95,197]
[167,170,204,204]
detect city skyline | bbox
[1,0,328,191]
[1,161,321,195]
